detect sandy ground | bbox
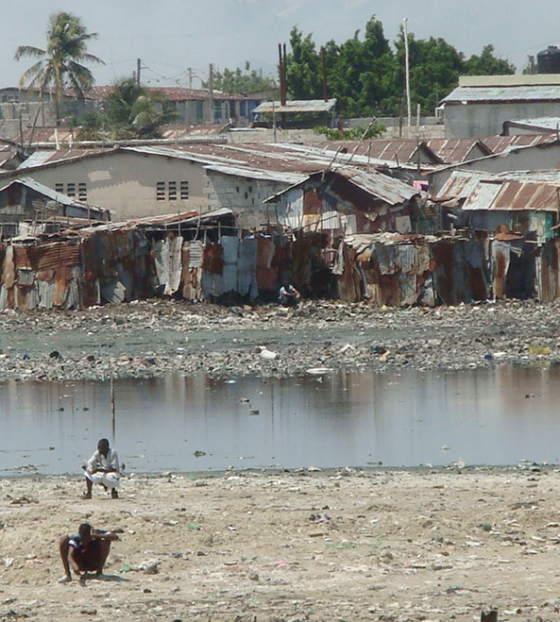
[1,468,560,622]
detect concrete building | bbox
[440,75,560,138]
[0,86,263,140]
[0,143,424,229]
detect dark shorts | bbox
[72,540,102,571]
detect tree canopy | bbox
[15,12,104,116]
[74,77,179,140]
[283,15,515,117]
[206,62,277,95]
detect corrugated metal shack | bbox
[334,232,549,306]
[0,208,330,309]
[265,167,425,238]
[0,209,237,310]
[0,177,110,239]
[431,169,560,302]
[334,228,560,307]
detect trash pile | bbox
[0,297,558,382]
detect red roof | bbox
[86,86,248,102]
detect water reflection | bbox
[0,366,558,475]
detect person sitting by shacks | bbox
[278,282,301,307]
[83,438,120,499]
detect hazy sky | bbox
[2,0,559,89]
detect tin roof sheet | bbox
[442,85,560,103]
[425,138,491,163]
[463,179,560,212]
[318,139,429,163]
[17,148,114,170]
[266,167,419,206]
[505,117,560,131]
[482,133,556,152]
[332,167,419,205]
[431,170,489,202]
[252,99,337,114]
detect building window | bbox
[168,181,177,201]
[195,101,204,122]
[78,183,87,201]
[66,183,76,197]
[55,183,64,193]
[156,181,165,201]
[214,101,222,122]
[180,181,189,200]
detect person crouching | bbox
[83,438,120,499]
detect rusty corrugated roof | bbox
[6,142,424,188]
[482,134,557,153]
[462,178,560,212]
[331,167,420,205]
[85,86,249,102]
[425,138,491,163]
[319,139,440,165]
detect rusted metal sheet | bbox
[203,242,224,275]
[181,241,203,301]
[492,241,510,299]
[154,234,183,296]
[537,239,560,303]
[256,235,277,293]
[237,238,258,298]
[343,234,493,307]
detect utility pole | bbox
[321,47,328,102]
[208,63,214,123]
[403,18,411,132]
[136,58,141,87]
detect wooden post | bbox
[110,378,116,443]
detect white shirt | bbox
[87,448,119,474]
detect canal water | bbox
[1,366,559,475]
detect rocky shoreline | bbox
[0,298,558,383]
[0,298,559,383]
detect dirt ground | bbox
[1,467,560,622]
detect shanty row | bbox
[0,134,559,308]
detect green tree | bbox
[522,55,538,75]
[15,12,103,119]
[464,45,515,75]
[284,16,518,118]
[285,27,322,99]
[103,77,178,139]
[208,62,277,95]
[394,31,465,114]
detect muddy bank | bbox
[0,298,559,382]
[1,467,559,622]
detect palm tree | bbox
[15,12,104,120]
[105,77,179,139]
